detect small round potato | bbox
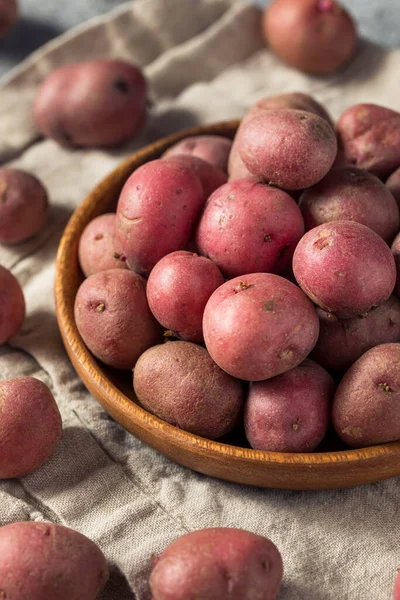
[74,269,162,370]
[244,360,335,452]
[391,233,400,297]
[78,213,127,277]
[0,265,25,344]
[0,0,18,37]
[386,167,400,211]
[150,528,283,600]
[163,135,232,172]
[133,341,244,439]
[0,521,108,600]
[164,154,227,201]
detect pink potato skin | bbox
[387,167,400,212]
[203,273,319,381]
[78,213,127,277]
[239,109,337,190]
[244,359,335,452]
[0,377,62,479]
[0,0,18,36]
[337,104,400,180]
[74,269,162,370]
[393,570,400,600]
[150,528,283,600]
[391,233,400,297]
[299,166,400,243]
[195,179,305,278]
[293,221,396,318]
[0,168,49,244]
[34,60,147,148]
[163,135,233,172]
[146,251,224,342]
[116,160,204,275]
[0,266,25,344]
[0,521,108,600]
[311,296,400,373]
[332,343,400,447]
[163,154,227,201]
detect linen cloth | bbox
[1,1,400,598]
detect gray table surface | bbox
[0,0,399,78]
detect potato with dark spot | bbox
[164,154,227,201]
[332,343,400,447]
[0,265,25,344]
[244,360,335,452]
[74,269,162,370]
[78,213,127,277]
[387,166,400,211]
[391,233,400,298]
[0,521,108,600]
[293,221,396,318]
[133,341,243,439]
[163,135,232,172]
[150,527,283,600]
[0,0,18,37]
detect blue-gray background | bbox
[0,0,399,78]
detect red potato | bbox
[387,167,400,211]
[391,233,400,297]
[337,104,400,180]
[394,570,400,600]
[0,378,62,479]
[78,213,127,277]
[0,168,49,245]
[146,251,224,342]
[203,273,319,382]
[293,221,396,318]
[150,528,283,600]
[299,166,400,243]
[195,180,305,278]
[74,269,162,370]
[163,135,232,172]
[164,154,227,201]
[239,109,337,190]
[34,60,147,148]
[0,522,108,600]
[263,0,357,74]
[116,160,204,275]
[0,0,18,37]
[244,360,335,452]
[0,265,25,344]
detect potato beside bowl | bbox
[54,121,400,490]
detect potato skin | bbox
[391,233,400,297]
[0,0,18,37]
[337,104,400,180]
[332,343,400,447]
[0,521,108,600]
[133,341,243,439]
[74,269,162,370]
[386,167,400,211]
[116,160,204,275]
[203,273,319,381]
[293,221,396,318]
[0,377,62,479]
[34,60,147,148]
[263,0,357,74]
[78,213,127,277]
[0,266,25,344]
[195,180,305,278]
[150,528,283,600]
[239,109,337,190]
[163,135,232,172]
[0,168,48,245]
[164,154,227,201]
[244,360,335,452]
[393,570,400,600]
[146,251,224,343]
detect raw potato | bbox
[0,377,62,479]
[299,167,399,243]
[0,521,108,600]
[78,213,127,277]
[133,341,244,439]
[387,167,400,211]
[164,154,227,201]
[150,527,283,600]
[203,273,319,381]
[0,0,18,37]
[391,233,400,297]
[239,109,337,190]
[393,570,400,600]
[34,60,147,148]
[0,265,25,344]
[293,221,396,318]
[0,168,49,244]
[74,269,162,370]
[163,135,232,172]
[263,0,357,74]
[244,360,335,452]
[332,343,400,448]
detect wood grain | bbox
[54,120,400,490]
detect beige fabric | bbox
[1,1,400,598]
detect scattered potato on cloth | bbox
[34,60,147,148]
[133,341,244,439]
[164,154,227,200]
[150,527,283,600]
[163,135,232,172]
[293,221,396,318]
[391,233,400,297]
[0,0,18,37]
[0,521,108,600]
[0,265,25,344]
[387,166,400,211]
[332,343,400,448]
[78,213,127,277]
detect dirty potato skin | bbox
[78,213,127,277]
[133,342,244,439]
[0,265,25,344]
[332,343,400,447]
[0,521,108,600]
[164,154,227,201]
[163,135,233,172]
[150,528,283,600]
[391,233,400,297]
[0,0,18,37]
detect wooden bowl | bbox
[55,120,400,490]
